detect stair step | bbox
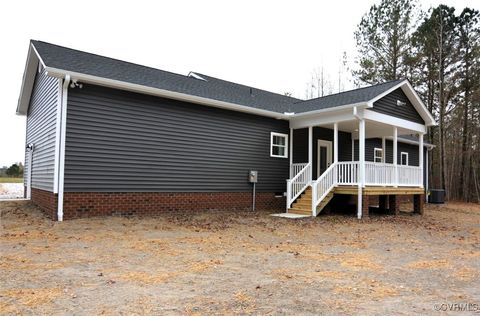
[288,208,312,215]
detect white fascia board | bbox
[289,109,356,129]
[291,102,369,118]
[402,81,436,126]
[44,67,288,120]
[368,80,408,105]
[16,44,41,115]
[361,109,427,134]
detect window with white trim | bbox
[400,152,409,165]
[270,132,288,158]
[374,148,383,163]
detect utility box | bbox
[248,170,258,183]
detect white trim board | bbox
[317,140,332,178]
[361,109,427,133]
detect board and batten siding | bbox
[372,88,425,124]
[64,84,290,192]
[24,69,61,192]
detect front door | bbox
[317,140,332,178]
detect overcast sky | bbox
[0,0,477,167]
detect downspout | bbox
[57,74,70,221]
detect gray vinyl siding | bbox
[354,138,420,166]
[372,88,425,124]
[64,84,289,192]
[24,69,60,192]
[293,127,352,179]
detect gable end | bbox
[372,88,425,124]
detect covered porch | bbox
[286,107,426,218]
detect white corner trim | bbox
[57,74,71,222]
[53,78,63,193]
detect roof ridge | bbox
[294,78,405,105]
[31,40,196,82]
[192,72,302,101]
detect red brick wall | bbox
[31,188,58,220]
[31,191,283,220]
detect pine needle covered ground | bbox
[0,201,479,315]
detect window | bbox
[374,148,383,163]
[270,132,288,158]
[401,152,409,165]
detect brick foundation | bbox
[31,190,285,220]
[31,188,58,220]
[362,194,369,218]
[413,194,425,215]
[378,195,387,212]
[388,195,399,215]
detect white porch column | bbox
[393,126,398,187]
[289,128,293,178]
[419,133,424,187]
[351,137,354,161]
[333,123,338,163]
[359,120,365,187]
[382,137,386,163]
[357,119,365,219]
[308,126,313,180]
[334,123,338,183]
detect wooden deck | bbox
[334,186,424,195]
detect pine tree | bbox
[353,0,420,84]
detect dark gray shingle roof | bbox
[292,79,404,113]
[31,40,299,113]
[31,40,405,115]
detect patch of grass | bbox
[0,177,23,183]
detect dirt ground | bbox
[0,201,479,315]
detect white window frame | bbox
[400,152,409,165]
[374,148,383,163]
[270,132,288,158]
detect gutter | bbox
[44,67,289,120]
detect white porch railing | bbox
[364,162,395,186]
[290,163,308,179]
[306,161,422,216]
[312,163,337,215]
[286,162,311,209]
[336,161,359,185]
[398,165,423,186]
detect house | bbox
[16,41,436,221]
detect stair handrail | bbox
[311,162,337,216]
[286,162,312,209]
